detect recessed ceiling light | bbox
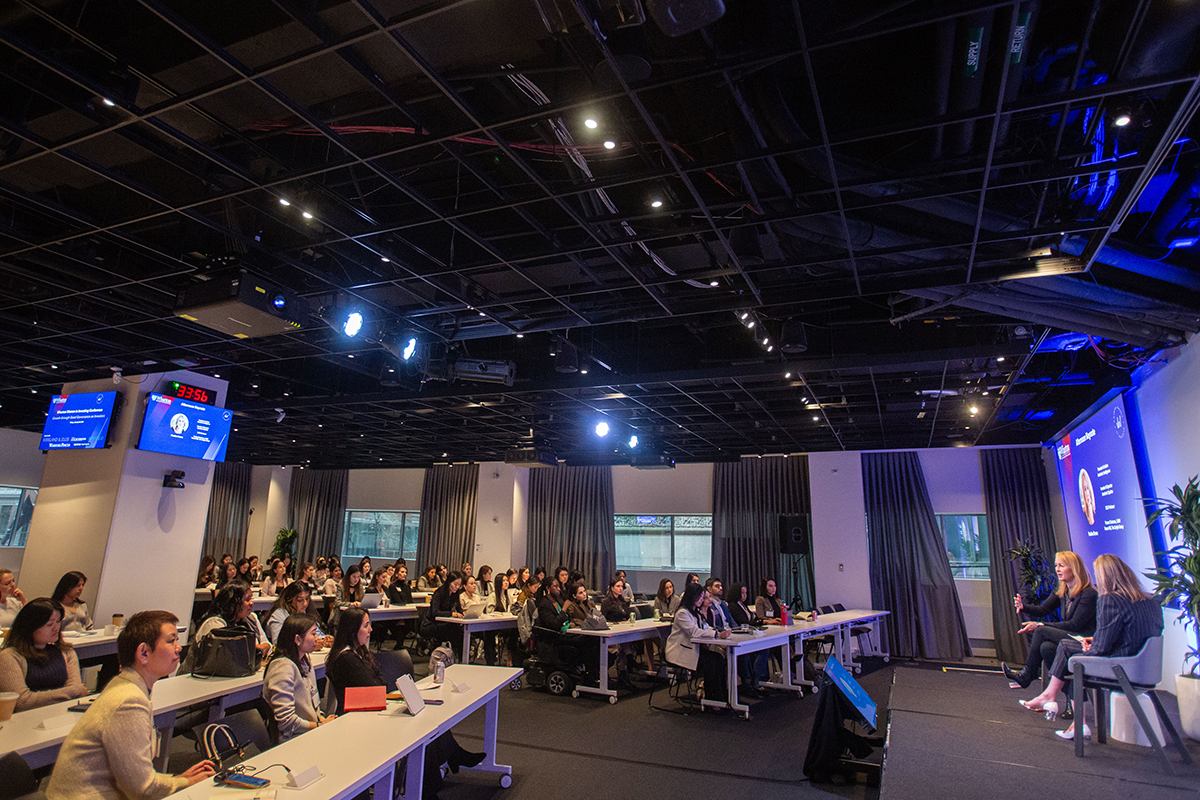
[31,389,37,394]
[784,372,791,379]
[381,256,389,262]
[584,118,598,129]
[581,368,589,374]
[812,415,819,421]
[347,354,354,358]
[650,199,663,208]
[747,321,755,329]
[997,357,1005,362]
[982,391,990,396]
[302,211,313,219]
[603,140,616,150]
[515,333,524,338]
[1114,111,1132,127]
[709,280,719,287]
[478,312,486,317]
[101,98,115,107]
[279,198,290,206]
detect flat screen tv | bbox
[1051,393,1149,572]
[40,391,120,450]
[137,392,232,462]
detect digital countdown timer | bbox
[164,381,218,406]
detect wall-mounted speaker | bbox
[778,513,811,555]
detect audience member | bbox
[461,562,473,579]
[338,565,366,607]
[235,558,252,581]
[51,571,93,632]
[322,565,343,597]
[388,564,415,606]
[515,567,530,592]
[0,597,88,710]
[459,575,482,611]
[685,572,701,586]
[266,581,330,647]
[313,557,328,585]
[478,565,494,598]
[601,576,632,622]
[754,578,784,624]
[553,566,570,594]
[46,610,214,798]
[297,562,318,591]
[195,555,216,590]
[417,564,441,591]
[261,559,288,597]
[565,582,597,627]
[262,614,332,741]
[665,582,729,702]
[615,570,634,602]
[1003,550,1098,689]
[704,578,734,631]
[248,554,262,582]
[187,580,271,669]
[424,571,466,659]
[214,561,239,591]
[654,579,680,617]
[280,553,293,578]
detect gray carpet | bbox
[881,666,1200,800]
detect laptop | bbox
[462,600,490,619]
[361,593,383,609]
[635,604,656,620]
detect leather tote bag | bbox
[191,626,258,678]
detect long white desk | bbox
[0,651,330,770]
[169,664,521,800]
[438,614,518,661]
[569,619,670,703]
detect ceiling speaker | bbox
[647,0,725,37]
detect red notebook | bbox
[343,685,387,712]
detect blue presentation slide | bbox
[40,391,118,450]
[138,392,231,461]
[1053,394,1146,571]
[825,656,877,731]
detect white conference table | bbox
[569,619,671,703]
[169,664,521,800]
[439,614,518,661]
[0,651,330,771]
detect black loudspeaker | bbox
[646,0,726,37]
[778,514,811,555]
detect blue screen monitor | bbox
[1052,393,1147,572]
[40,391,119,450]
[825,655,877,731]
[137,392,232,462]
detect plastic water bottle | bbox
[434,661,445,684]
[653,607,660,620]
[629,611,636,624]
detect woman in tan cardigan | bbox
[0,597,88,711]
[47,610,214,800]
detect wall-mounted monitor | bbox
[40,391,120,450]
[1051,393,1147,572]
[137,392,232,462]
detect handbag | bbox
[191,626,259,678]
[582,609,609,631]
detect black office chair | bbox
[832,603,877,661]
[648,660,700,715]
[0,752,43,800]
[374,648,416,689]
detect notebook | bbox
[344,685,387,712]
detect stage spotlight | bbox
[603,140,616,150]
[400,336,417,360]
[595,421,610,437]
[342,311,363,337]
[1113,108,1132,127]
[584,118,598,129]
[628,434,638,448]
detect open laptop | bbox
[361,592,383,609]
[462,600,490,619]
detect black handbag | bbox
[191,626,259,678]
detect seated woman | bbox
[423,571,465,659]
[1003,550,1098,689]
[417,564,441,591]
[754,578,785,625]
[388,564,415,606]
[728,583,768,694]
[0,598,88,711]
[186,580,272,671]
[266,581,331,648]
[262,614,333,741]
[297,562,318,592]
[46,610,214,799]
[196,555,216,590]
[565,581,597,627]
[326,608,483,799]
[213,560,239,592]
[261,559,289,597]
[322,565,343,597]
[248,555,263,582]
[665,582,730,702]
[367,567,391,597]
[615,570,634,602]
[477,566,494,600]
[1019,554,1164,739]
[51,571,93,632]
[653,579,681,617]
[235,558,252,582]
[600,576,632,622]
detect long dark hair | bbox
[51,571,87,604]
[269,580,315,621]
[680,582,708,614]
[2,598,70,662]
[268,614,316,676]
[727,582,747,609]
[210,579,251,623]
[493,575,508,612]
[196,555,216,587]
[757,578,782,617]
[328,606,380,681]
[656,578,674,603]
[342,565,364,602]
[432,571,463,606]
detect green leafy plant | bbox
[270,527,298,563]
[1145,477,1200,677]
[1005,538,1059,618]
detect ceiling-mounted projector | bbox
[450,359,516,386]
[175,272,308,338]
[505,447,558,467]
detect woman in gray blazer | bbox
[665,582,730,701]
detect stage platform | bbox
[881,665,1200,800]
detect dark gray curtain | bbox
[202,462,252,558]
[527,466,615,588]
[863,452,971,660]
[289,468,349,564]
[981,447,1059,663]
[712,456,811,601]
[415,464,479,573]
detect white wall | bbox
[1132,342,1200,684]
[809,451,872,610]
[474,463,521,575]
[260,466,292,560]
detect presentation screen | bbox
[825,655,877,731]
[137,392,231,462]
[39,391,119,450]
[1052,393,1146,572]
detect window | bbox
[615,514,712,571]
[938,513,990,579]
[0,486,37,548]
[341,510,419,564]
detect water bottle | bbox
[629,611,636,624]
[653,607,660,620]
[434,661,445,684]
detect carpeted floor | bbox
[881,665,1200,800]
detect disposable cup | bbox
[0,692,18,721]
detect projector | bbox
[505,447,558,468]
[631,453,675,470]
[450,359,516,386]
[174,273,309,338]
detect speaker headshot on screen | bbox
[1078,468,1096,525]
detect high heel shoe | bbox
[1019,698,1049,712]
[1002,664,1032,689]
[1042,701,1060,720]
[1055,722,1090,740]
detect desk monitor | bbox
[40,391,120,450]
[825,656,877,732]
[137,392,231,461]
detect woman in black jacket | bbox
[1003,550,1098,688]
[422,571,464,659]
[327,608,482,800]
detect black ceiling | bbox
[2,0,1200,468]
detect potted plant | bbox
[1145,477,1200,741]
[1005,538,1060,620]
[270,527,298,563]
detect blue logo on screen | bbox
[40,391,118,450]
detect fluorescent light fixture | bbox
[342,311,363,337]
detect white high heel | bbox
[1056,723,1091,740]
[1042,701,1060,720]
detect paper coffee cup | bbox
[111,614,124,627]
[0,692,18,721]
[105,624,117,636]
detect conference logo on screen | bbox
[1056,437,1070,461]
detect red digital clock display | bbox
[166,382,218,406]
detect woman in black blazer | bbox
[422,571,464,659]
[1003,551,1098,689]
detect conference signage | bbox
[138,392,232,462]
[1053,394,1145,570]
[40,391,119,450]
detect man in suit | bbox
[705,578,735,631]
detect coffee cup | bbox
[104,624,117,636]
[0,691,18,721]
[111,614,124,628]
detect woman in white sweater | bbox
[664,582,730,702]
[262,614,334,741]
[47,610,214,799]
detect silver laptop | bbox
[361,593,383,609]
[462,600,490,619]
